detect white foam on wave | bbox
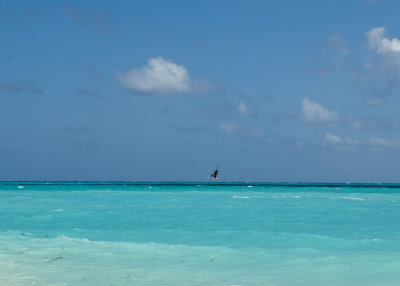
[54,209,64,212]
[17,186,24,189]
[1,230,399,286]
[341,196,364,201]
[232,196,250,199]
[0,231,259,285]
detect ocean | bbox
[1,182,400,285]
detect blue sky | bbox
[2,0,400,182]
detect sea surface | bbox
[1,182,400,286]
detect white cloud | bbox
[369,137,400,148]
[238,101,252,115]
[325,133,343,144]
[219,122,238,134]
[348,115,391,130]
[365,97,385,106]
[358,27,400,104]
[366,27,400,54]
[326,34,348,54]
[301,98,340,123]
[350,118,363,129]
[117,57,191,95]
[325,133,360,147]
[325,133,400,149]
[248,127,265,139]
[365,27,400,73]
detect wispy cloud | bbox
[198,100,255,118]
[310,28,400,106]
[326,34,348,55]
[247,127,266,139]
[118,57,210,95]
[325,132,360,147]
[247,128,288,143]
[325,132,342,145]
[308,34,348,77]
[349,115,393,131]
[369,137,400,148]
[301,98,340,123]
[62,4,115,35]
[324,132,400,150]
[238,101,253,116]
[0,79,43,95]
[219,122,238,134]
[365,97,386,106]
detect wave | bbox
[2,231,400,286]
[3,181,400,188]
[339,196,365,201]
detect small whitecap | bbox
[232,196,250,199]
[93,240,106,244]
[17,186,24,189]
[247,186,253,188]
[294,196,301,199]
[20,276,39,280]
[54,209,64,212]
[341,196,364,201]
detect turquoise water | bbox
[1,182,400,285]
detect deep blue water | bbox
[1,182,400,285]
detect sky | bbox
[2,0,400,182]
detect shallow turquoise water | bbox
[1,182,400,285]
